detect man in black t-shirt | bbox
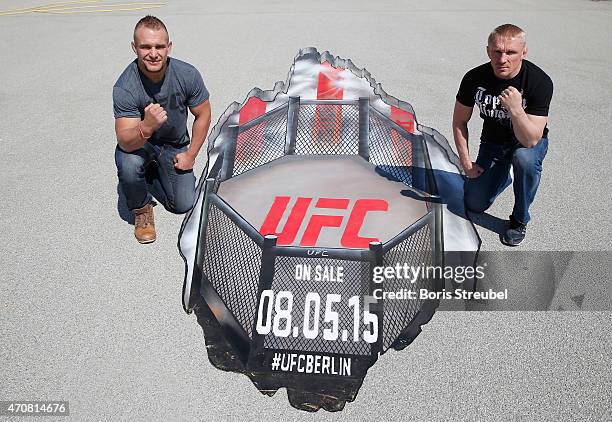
[453,24,553,246]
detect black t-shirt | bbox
[456,59,553,144]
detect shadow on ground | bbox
[468,211,509,236]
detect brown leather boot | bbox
[133,203,156,244]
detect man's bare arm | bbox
[173,100,211,171]
[509,112,548,148]
[115,118,147,152]
[187,99,211,158]
[500,86,548,148]
[452,101,483,178]
[115,103,167,152]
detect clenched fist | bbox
[142,103,167,132]
[499,86,523,114]
[173,150,196,171]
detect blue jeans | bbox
[115,142,196,214]
[464,138,548,224]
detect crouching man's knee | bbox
[167,188,196,214]
[115,146,147,184]
[512,138,547,176]
[465,197,491,214]
[512,148,538,174]
[168,202,194,215]
[464,188,493,214]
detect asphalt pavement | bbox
[1,0,610,420]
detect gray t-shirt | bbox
[113,57,209,146]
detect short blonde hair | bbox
[488,24,526,45]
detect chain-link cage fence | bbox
[191,97,443,376]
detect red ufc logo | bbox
[259,197,388,248]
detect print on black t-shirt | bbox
[474,85,526,128]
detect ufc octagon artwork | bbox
[178,48,481,411]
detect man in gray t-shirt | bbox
[113,15,211,244]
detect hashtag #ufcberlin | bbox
[271,352,352,376]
